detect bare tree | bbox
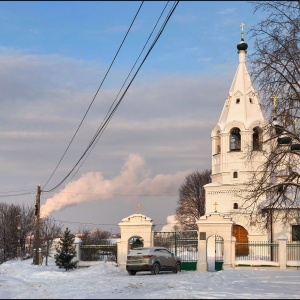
[78,227,110,244]
[40,216,63,266]
[175,170,211,230]
[0,203,35,264]
[244,1,300,223]
[19,205,35,258]
[77,227,112,261]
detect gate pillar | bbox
[197,238,208,272]
[196,212,234,271]
[117,212,154,270]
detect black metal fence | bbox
[215,236,224,262]
[154,231,198,270]
[80,242,117,262]
[235,241,279,262]
[287,241,300,261]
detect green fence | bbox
[153,231,198,270]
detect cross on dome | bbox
[136,204,140,214]
[240,23,245,40]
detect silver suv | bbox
[126,247,181,275]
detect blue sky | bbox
[0,1,260,71]
[0,1,266,232]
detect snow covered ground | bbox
[1,258,300,299]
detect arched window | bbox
[253,127,262,151]
[215,130,221,154]
[233,171,238,178]
[236,98,240,104]
[233,203,239,209]
[230,127,241,151]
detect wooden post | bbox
[33,185,41,265]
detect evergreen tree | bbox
[54,227,77,271]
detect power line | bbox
[66,1,171,184]
[53,219,119,226]
[45,192,177,196]
[48,218,178,227]
[0,189,35,194]
[0,2,181,200]
[0,191,35,198]
[42,1,145,191]
[42,1,180,194]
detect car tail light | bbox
[142,255,153,258]
[127,256,131,259]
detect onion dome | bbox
[237,39,248,51]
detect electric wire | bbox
[44,192,177,196]
[42,1,179,194]
[42,1,145,191]
[0,2,180,199]
[0,191,35,198]
[64,1,171,184]
[47,218,178,228]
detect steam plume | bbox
[161,215,179,231]
[41,153,188,217]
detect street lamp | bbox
[16,215,21,258]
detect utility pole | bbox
[33,184,41,265]
[16,215,21,258]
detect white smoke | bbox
[41,153,188,217]
[161,215,181,232]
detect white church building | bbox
[204,28,300,245]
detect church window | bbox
[233,203,238,209]
[233,171,238,178]
[253,127,262,151]
[292,225,300,241]
[236,98,240,104]
[215,131,221,154]
[249,98,253,103]
[230,127,241,151]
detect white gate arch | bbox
[196,212,235,272]
[117,213,154,270]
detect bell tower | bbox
[204,25,266,223]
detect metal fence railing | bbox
[215,236,224,262]
[80,242,117,262]
[236,241,279,262]
[287,241,300,261]
[153,231,198,262]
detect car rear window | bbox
[129,248,151,255]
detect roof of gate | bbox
[120,213,153,223]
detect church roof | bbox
[216,37,265,131]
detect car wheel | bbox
[174,262,181,273]
[151,262,160,275]
[128,270,136,276]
